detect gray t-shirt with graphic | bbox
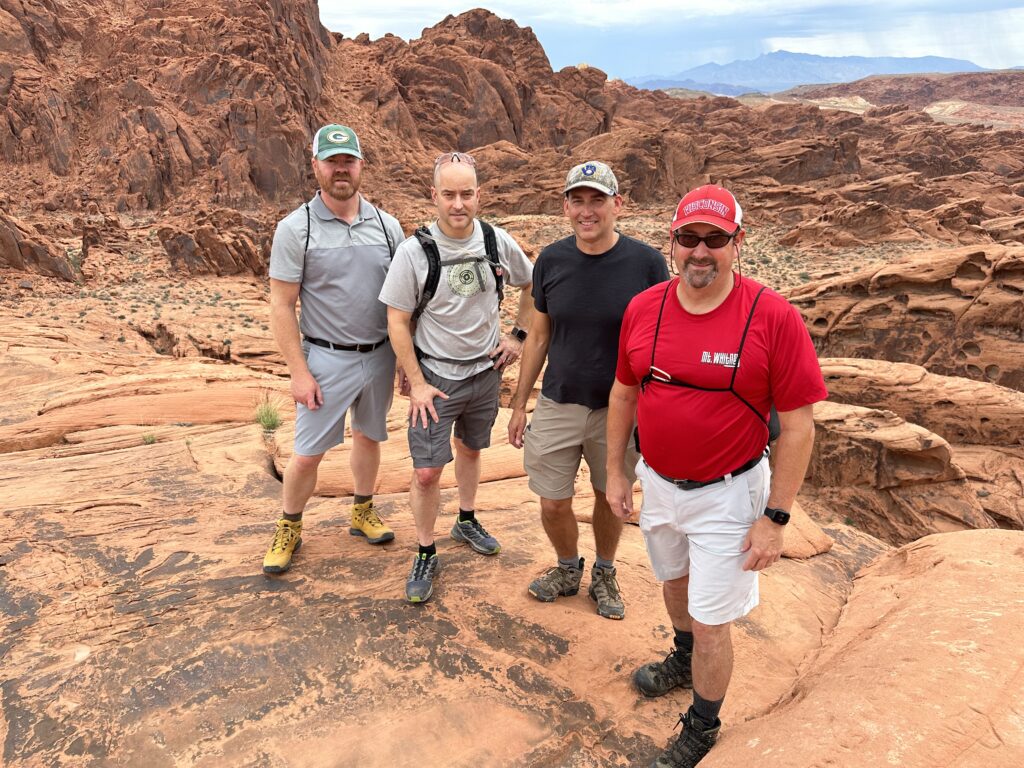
[379,220,533,380]
[269,193,403,345]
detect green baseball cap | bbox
[312,124,362,160]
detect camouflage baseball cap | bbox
[312,124,362,160]
[564,161,618,196]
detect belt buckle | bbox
[676,479,703,491]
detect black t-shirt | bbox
[533,233,669,409]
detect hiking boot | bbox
[633,646,693,697]
[589,565,625,620]
[263,519,302,574]
[528,558,584,602]
[649,709,720,768]
[450,518,500,555]
[350,501,394,544]
[406,552,440,603]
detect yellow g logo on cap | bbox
[327,130,348,144]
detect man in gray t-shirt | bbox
[262,124,405,575]
[379,151,534,603]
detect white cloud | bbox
[319,2,1024,71]
[764,7,1024,68]
[320,1,861,36]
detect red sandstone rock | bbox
[790,245,1024,391]
[0,210,75,279]
[806,400,996,544]
[3,3,1024,285]
[709,529,1024,768]
[786,70,1024,109]
[820,357,1024,447]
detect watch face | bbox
[766,507,790,525]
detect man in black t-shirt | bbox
[508,160,669,620]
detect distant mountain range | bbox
[628,51,989,95]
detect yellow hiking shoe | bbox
[263,519,302,573]
[349,501,394,544]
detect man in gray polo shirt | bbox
[263,124,405,575]
[380,151,534,603]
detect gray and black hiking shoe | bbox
[528,558,584,602]
[406,553,440,603]
[589,565,625,620]
[450,519,501,555]
[633,646,693,697]
[650,709,720,768]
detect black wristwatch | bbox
[510,327,528,342]
[764,507,790,526]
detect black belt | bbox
[648,449,768,491]
[305,335,388,353]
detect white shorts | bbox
[294,341,396,455]
[636,456,771,626]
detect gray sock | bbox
[558,555,581,570]
[594,556,614,571]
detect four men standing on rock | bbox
[263,122,828,768]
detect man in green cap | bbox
[262,124,404,574]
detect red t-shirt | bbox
[616,276,827,481]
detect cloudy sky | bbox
[318,1,1024,78]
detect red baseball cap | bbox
[671,185,743,233]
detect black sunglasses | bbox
[672,228,740,249]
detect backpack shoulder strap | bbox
[372,206,395,259]
[304,202,311,255]
[479,220,504,303]
[413,226,441,320]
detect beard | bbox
[317,167,360,201]
[682,258,719,289]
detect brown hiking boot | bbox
[528,558,583,602]
[589,565,625,620]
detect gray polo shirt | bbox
[269,193,404,345]
[379,220,533,380]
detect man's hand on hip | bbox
[409,381,449,429]
[488,336,522,370]
[741,515,785,571]
[291,370,323,410]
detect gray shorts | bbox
[408,365,501,468]
[523,394,638,499]
[293,341,396,456]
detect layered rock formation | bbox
[786,70,1024,110]
[790,244,1024,391]
[3,3,1024,279]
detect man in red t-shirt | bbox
[606,184,827,768]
